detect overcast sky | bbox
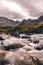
[0,0,43,20]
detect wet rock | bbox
[33,40,39,44]
[35,46,43,50]
[15,55,43,65]
[4,49,43,65]
[0,50,6,65]
[0,36,4,41]
[0,51,6,62]
[34,43,43,50]
[23,46,34,51]
[2,43,23,51]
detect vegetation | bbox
[0,22,43,34]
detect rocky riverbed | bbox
[0,33,43,65]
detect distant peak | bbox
[39,15,43,19]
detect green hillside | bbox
[0,22,43,34]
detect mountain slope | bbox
[0,17,20,26]
[11,22,43,34]
[0,16,43,34]
[20,15,43,25]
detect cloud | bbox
[13,0,43,18]
[0,0,43,20]
[0,0,30,20]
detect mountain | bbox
[0,16,43,34]
[10,15,43,34]
[0,17,20,26]
[10,22,43,34]
[0,15,43,26]
[20,15,43,25]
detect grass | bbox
[0,22,43,33]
